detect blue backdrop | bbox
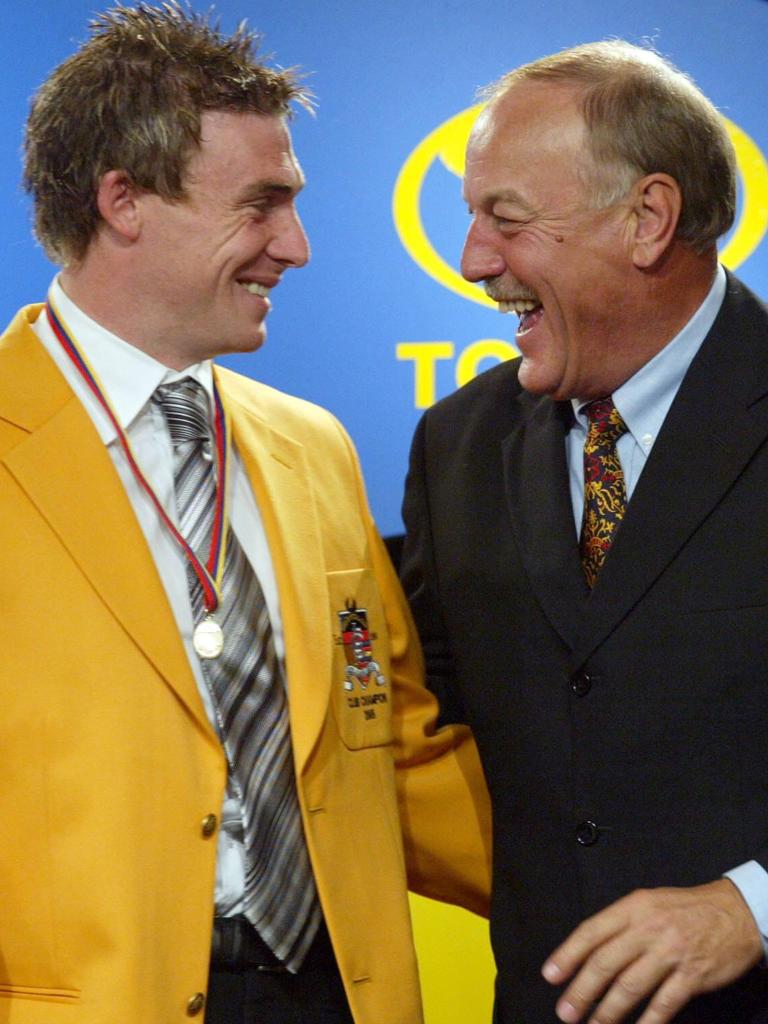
[2,0,767,536]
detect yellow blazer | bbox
[0,306,491,1024]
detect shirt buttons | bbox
[576,820,600,846]
[187,993,205,1016]
[641,432,654,448]
[201,813,218,838]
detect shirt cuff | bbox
[724,860,768,960]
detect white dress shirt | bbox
[33,275,284,915]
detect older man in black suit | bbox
[402,40,768,1024]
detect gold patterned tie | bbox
[579,397,629,588]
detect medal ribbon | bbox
[46,299,231,615]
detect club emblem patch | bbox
[336,599,387,692]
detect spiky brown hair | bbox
[24,2,310,264]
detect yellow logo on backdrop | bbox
[393,103,768,407]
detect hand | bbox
[541,879,763,1024]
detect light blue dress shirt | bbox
[565,264,768,951]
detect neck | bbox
[645,244,719,331]
[607,249,718,396]
[58,264,196,372]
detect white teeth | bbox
[241,282,270,297]
[499,299,539,315]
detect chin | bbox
[229,329,267,356]
[518,362,555,397]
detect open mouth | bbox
[498,298,544,336]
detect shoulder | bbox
[0,304,46,352]
[693,272,768,387]
[723,270,768,310]
[419,355,536,439]
[214,365,348,444]
[0,305,75,440]
[720,272,768,334]
[213,365,364,487]
[427,356,525,421]
[214,366,374,518]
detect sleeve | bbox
[332,412,492,918]
[725,861,768,958]
[372,517,492,917]
[399,412,467,726]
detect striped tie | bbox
[579,396,629,588]
[153,377,321,971]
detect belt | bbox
[211,916,289,972]
[212,915,338,973]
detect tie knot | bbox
[584,396,627,445]
[153,377,211,446]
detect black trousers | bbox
[205,917,354,1024]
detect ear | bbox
[95,169,142,243]
[629,173,682,269]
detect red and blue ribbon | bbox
[46,298,231,615]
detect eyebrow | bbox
[488,189,536,213]
[237,178,305,203]
[464,186,536,216]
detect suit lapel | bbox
[503,392,588,649]
[573,275,768,665]
[218,373,330,774]
[1,312,215,738]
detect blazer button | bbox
[201,814,218,839]
[570,671,592,697]
[576,820,600,846]
[186,993,205,1016]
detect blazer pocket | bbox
[327,568,394,750]
[0,985,80,1003]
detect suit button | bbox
[576,820,600,846]
[187,993,205,1016]
[201,814,217,838]
[570,671,592,696]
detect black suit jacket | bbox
[401,273,768,1023]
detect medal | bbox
[46,298,233,662]
[193,617,225,659]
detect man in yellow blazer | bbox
[0,5,491,1024]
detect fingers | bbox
[558,960,699,1024]
[543,899,633,986]
[634,972,702,1024]
[541,882,765,1024]
[552,937,672,1023]
[542,897,650,1023]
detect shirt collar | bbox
[572,264,727,446]
[48,275,214,437]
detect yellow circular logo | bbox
[393,103,768,306]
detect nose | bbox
[268,205,310,268]
[461,216,506,283]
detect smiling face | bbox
[131,110,308,369]
[461,81,642,401]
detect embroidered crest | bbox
[336,599,387,692]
